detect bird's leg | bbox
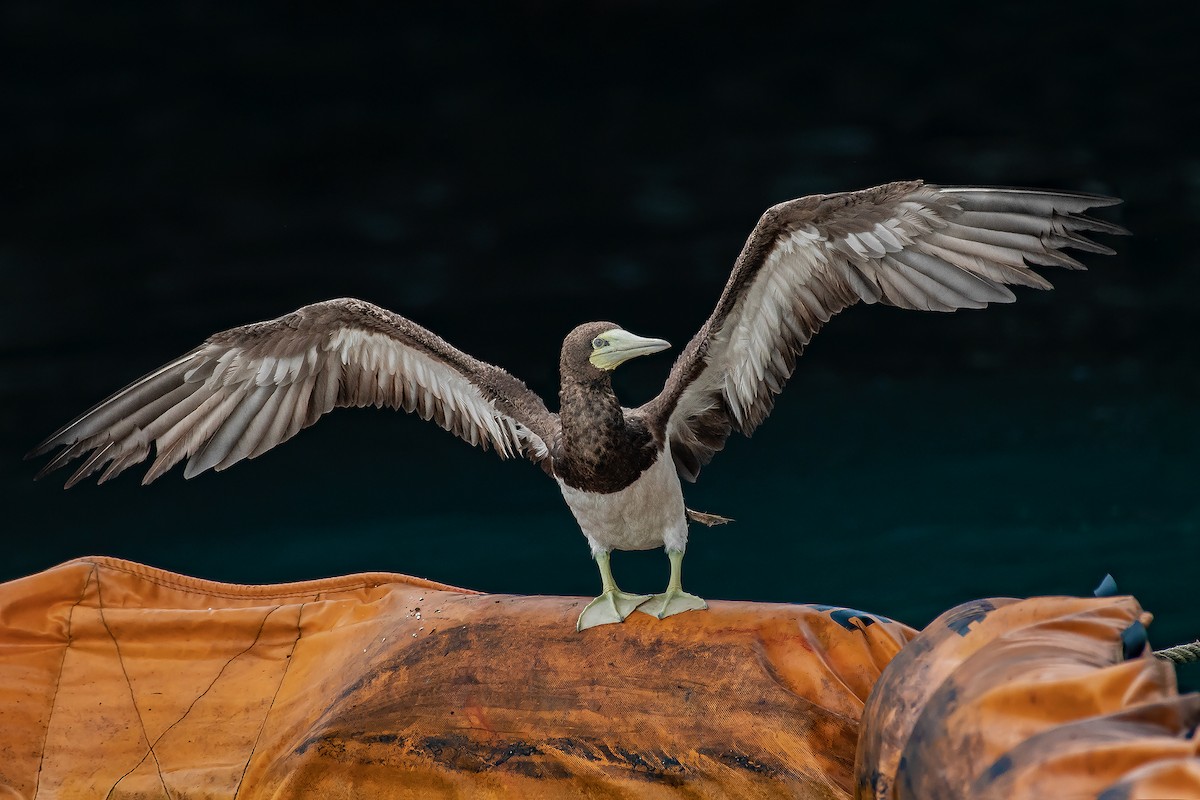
[637,548,708,620]
[576,550,651,631]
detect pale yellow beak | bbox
[589,329,671,370]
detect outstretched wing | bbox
[30,298,559,487]
[640,181,1126,482]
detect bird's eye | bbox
[592,337,608,349]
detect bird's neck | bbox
[559,374,626,455]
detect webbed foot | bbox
[577,589,653,631]
[637,588,708,620]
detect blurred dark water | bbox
[2,3,1197,683]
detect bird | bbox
[28,180,1126,630]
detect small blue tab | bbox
[1121,620,1148,659]
[1094,574,1118,597]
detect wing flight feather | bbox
[640,181,1126,482]
[30,298,559,487]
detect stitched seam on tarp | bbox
[112,605,282,791]
[74,556,477,600]
[99,573,172,800]
[87,557,449,597]
[88,555,472,594]
[34,564,96,799]
[235,601,307,799]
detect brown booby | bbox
[29,181,1126,630]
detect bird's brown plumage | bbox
[553,323,660,493]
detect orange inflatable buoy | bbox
[0,557,912,799]
[855,594,1200,800]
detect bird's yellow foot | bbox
[577,590,652,631]
[637,589,708,620]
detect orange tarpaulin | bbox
[0,557,912,799]
[5,558,1197,799]
[856,594,1200,799]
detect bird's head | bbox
[561,322,671,377]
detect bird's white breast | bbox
[556,449,689,555]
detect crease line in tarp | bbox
[98,570,172,800]
[110,603,284,796]
[235,601,308,799]
[34,564,98,799]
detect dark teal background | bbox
[2,3,1196,683]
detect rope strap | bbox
[1155,640,1200,664]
